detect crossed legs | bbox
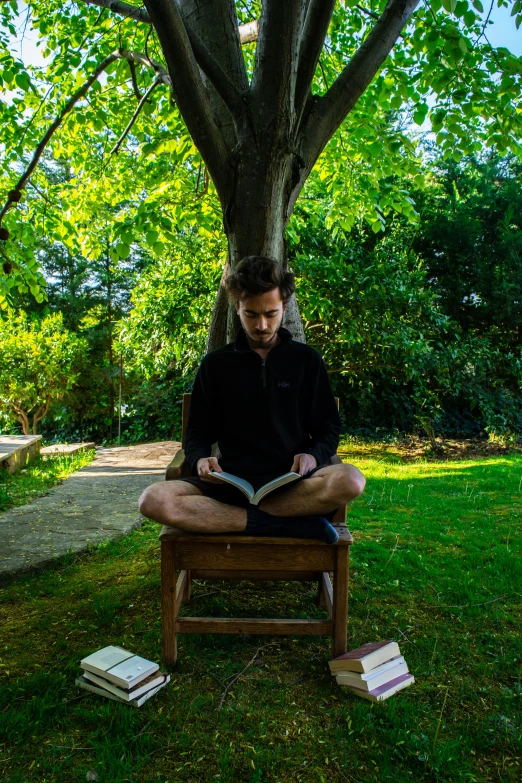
[138,463,365,534]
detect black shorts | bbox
[178,466,337,519]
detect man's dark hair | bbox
[225,256,295,304]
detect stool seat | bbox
[160,520,352,665]
[159,523,353,546]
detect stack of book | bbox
[76,645,170,707]
[329,640,414,702]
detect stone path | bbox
[0,442,180,583]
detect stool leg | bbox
[185,569,192,601]
[332,547,349,658]
[316,575,326,606]
[161,539,178,665]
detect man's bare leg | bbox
[138,481,247,533]
[259,463,365,517]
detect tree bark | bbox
[32,398,51,434]
[208,147,306,348]
[12,404,30,435]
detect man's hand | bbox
[291,453,318,476]
[196,457,223,483]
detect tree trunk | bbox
[12,405,30,435]
[105,245,114,442]
[32,397,51,435]
[207,150,306,351]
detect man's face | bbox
[236,288,285,349]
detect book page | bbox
[252,472,300,505]
[209,472,254,500]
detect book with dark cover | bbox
[329,641,400,673]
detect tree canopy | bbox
[0,309,87,434]
[0,0,520,342]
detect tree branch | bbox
[180,0,248,92]
[110,78,161,154]
[32,397,51,434]
[11,403,30,436]
[142,0,230,193]
[128,58,143,99]
[181,17,245,117]
[0,50,170,223]
[251,0,307,133]
[83,0,151,23]
[238,19,259,44]
[81,0,259,43]
[85,0,245,118]
[176,0,248,151]
[294,0,335,117]
[300,0,420,176]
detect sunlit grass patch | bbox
[0,448,521,782]
[0,450,96,512]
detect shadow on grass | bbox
[1,454,521,782]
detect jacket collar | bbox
[234,326,293,352]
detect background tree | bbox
[0,310,87,434]
[0,0,520,348]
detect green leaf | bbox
[14,72,30,91]
[116,243,130,259]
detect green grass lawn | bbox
[0,446,521,783]
[0,450,95,512]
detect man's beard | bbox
[247,331,278,349]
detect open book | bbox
[209,470,300,505]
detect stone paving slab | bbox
[41,442,96,456]
[0,441,180,583]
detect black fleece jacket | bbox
[184,327,341,485]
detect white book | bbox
[331,655,405,680]
[81,646,159,689]
[336,661,409,691]
[209,471,300,505]
[82,670,170,701]
[76,675,168,707]
[341,673,415,703]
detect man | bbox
[139,256,365,543]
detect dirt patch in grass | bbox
[339,435,522,463]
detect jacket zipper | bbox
[261,359,266,388]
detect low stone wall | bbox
[40,442,96,456]
[0,435,42,474]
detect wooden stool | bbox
[159,394,353,665]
